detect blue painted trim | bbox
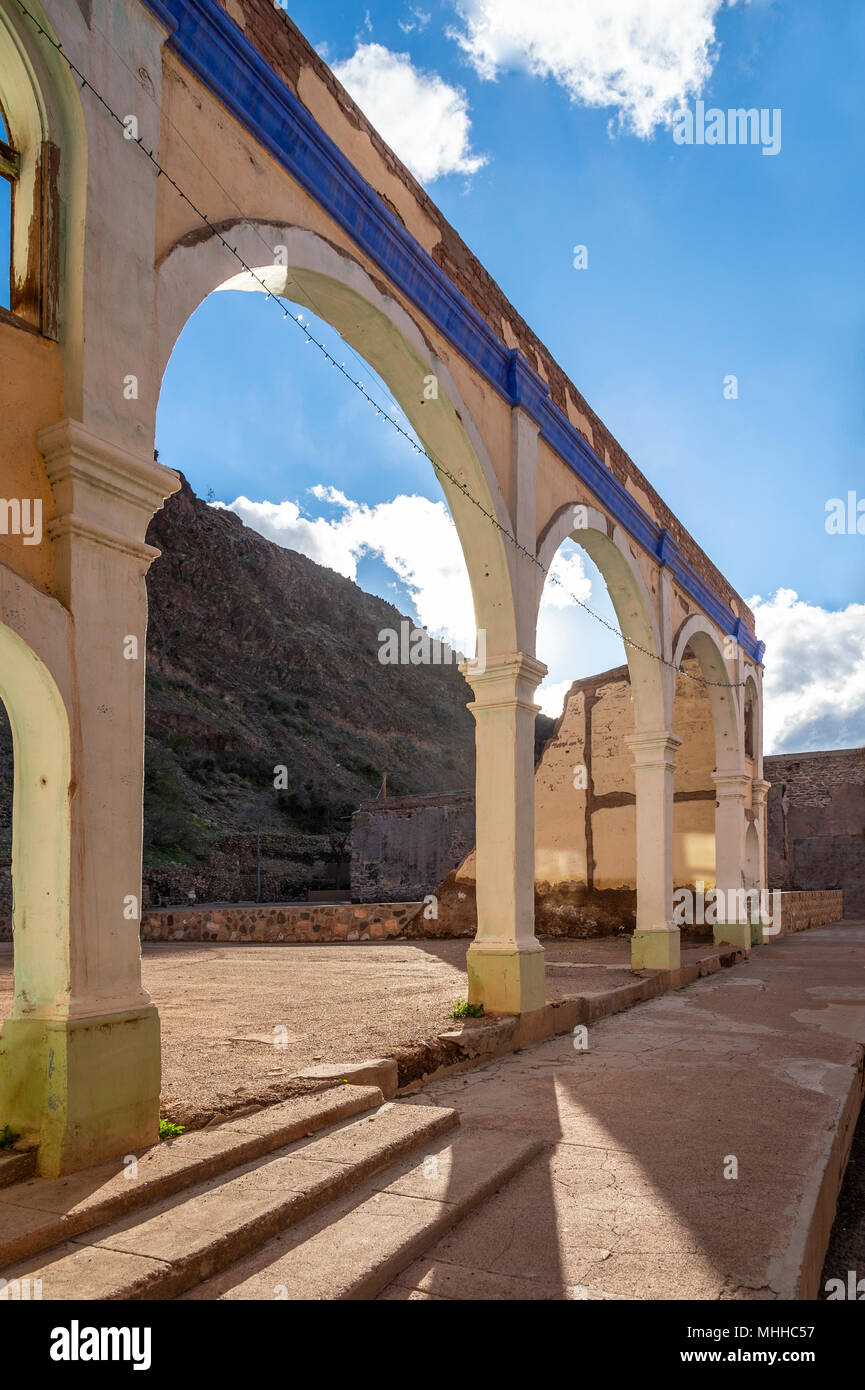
[142,0,763,665]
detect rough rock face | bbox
[0,474,478,919]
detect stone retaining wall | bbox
[778,890,844,933]
[139,900,425,944]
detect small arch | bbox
[672,614,741,772]
[743,673,762,775]
[536,502,666,731]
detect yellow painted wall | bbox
[0,318,59,594]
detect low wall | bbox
[777,890,844,933]
[139,900,424,943]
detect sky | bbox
[152,0,865,753]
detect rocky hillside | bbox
[141,475,482,895]
[0,475,481,909]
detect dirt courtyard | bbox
[0,936,712,1126]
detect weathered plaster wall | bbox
[0,319,59,592]
[531,658,716,895]
[766,748,865,918]
[351,660,719,938]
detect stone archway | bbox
[156,223,546,1014]
[535,504,683,970]
[672,615,752,951]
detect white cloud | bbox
[749,588,865,754]
[224,488,478,653]
[399,6,432,34]
[450,0,739,138]
[331,42,486,182]
[536,678,573,720]
[542,544,592,608]
[223,488,596,663]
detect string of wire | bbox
[16,0,748,691]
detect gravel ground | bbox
[0,933,714,1125]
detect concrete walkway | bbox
[0,935,711,1127]
[381,923,865,1301]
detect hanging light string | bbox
[16,0,747,691]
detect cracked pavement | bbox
[382,923,865,1301]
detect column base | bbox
[750,917,766,946]
[466,944,546,1014]
[713,921,752,953]
[0,1005,161,1177]
[630,928,680,972]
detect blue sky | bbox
[153,0,865,751]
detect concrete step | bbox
[0,1084,384,1268]
[1,1101,458,1300]
[183,1123,544,1301]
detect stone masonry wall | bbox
[766,748,865,919]
[778,890,844,933]
[140,900,424,944]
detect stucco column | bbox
[626,731,682,971]
[0,420,179,1175]
[712,770,752,952]
[463,652,547,1013]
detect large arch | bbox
[156,221,522,657]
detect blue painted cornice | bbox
[142,0,763,666]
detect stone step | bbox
[0,1084,384,1268]
[0,1150,36,1190]
[1,1101,459,1300]
[183,1124,544,1301]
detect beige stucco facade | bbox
[0,0,765,1174]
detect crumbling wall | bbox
[766,748,865,919]
[351,791,475,903]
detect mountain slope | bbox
[141,475,477,877]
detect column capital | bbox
[38,418,181,549]
[460,651,548,710]
[712,769,752,798]
[750,778,771,807]
[625,729,682,768]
